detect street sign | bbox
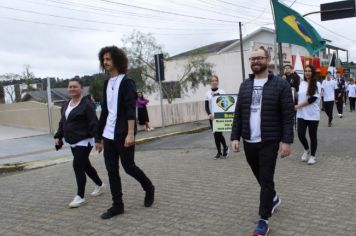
[321,0,356,21]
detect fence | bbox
[0,101,207,132]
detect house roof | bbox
[168,27,275,60]
[168,39,237,60]
[24,87,90,102]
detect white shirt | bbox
[65,99,95,148]
[321,79,337,102]
[297,81,322,121]
[103,74,125,140]
[246,78,268,143]
[204,88,226,114]
[347,84,356,98]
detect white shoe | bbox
[69,195,85,208]
[301,150,309,162]
[91,184,105,196]
[338,114,341,117]
[307,156,316,165]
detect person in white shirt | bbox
[295,65,321,165]
[321,72,337,127]
[96,46,154,220]
[347,79,356,112]
[204,75,229,159]
[54,78,104,208]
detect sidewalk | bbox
[0,121,209,171]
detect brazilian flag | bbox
[272,0,325,55]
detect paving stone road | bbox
[0,113,355,236]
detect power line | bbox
[94,0,239,23]
[0,15,241,36]
[307,17,356,43]
[0,5,238,31]
[289,0,297,7]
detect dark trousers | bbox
[103,138,153,207]
[349,97,355,111]
[336,94,343,114]
[209,120,227,154]
[323,101,334,124]
[297,118,319,156]
[70,145,102,198]
[243,141,279,220]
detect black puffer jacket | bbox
[230,74,294,144]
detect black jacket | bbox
[54,96,98,144]
[285,72,300,92]
[97,75,137,142]
[230,74,294,144]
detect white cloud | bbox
[0,0,355,78]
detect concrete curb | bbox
[0,126,209,174]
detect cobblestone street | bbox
[1,114,356,236]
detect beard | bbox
[251,63,268,74]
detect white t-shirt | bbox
[65,99,95,148]
[204,88,226,114]
[297,81,322,121]
[347,84,356,98]
[321,79,337,102]
[246,78,268,143]
[103,74,125,140]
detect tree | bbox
[0,73,21,103]
[162,53,214,104]
[122,30,166,95]
[122,30,214,104]
[21,65,35,91]
[89,73,108,102]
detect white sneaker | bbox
[91,184,105,196]
[301,150,310,162]
[69,195,85,208]
[307,156,316,165]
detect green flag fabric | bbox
[272,0,325,55]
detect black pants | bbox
[297,119,319,156]
[336,94,343,115]
[103,138,153,207]
[323,101,334,124]
[71,145,103,198]
[349,97,355,111]
[243,141,279,220]
[209,120,227,154]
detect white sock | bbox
[261,219,269,224]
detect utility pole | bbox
[278,42,284,75]
[154,54,165,128]
[46,77,53,134]
[239,22,246,80]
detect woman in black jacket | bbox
[54,78,104,208]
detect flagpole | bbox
[270,0,284,76]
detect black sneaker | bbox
[328,122,332,127]
[222,147,229,158]
[214,153,222,159]
[101,205,124,219]
[144,185,155,207]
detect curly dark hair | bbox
[98,46,128,74]
[304,64,317,96]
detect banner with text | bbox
[212,94,238,132]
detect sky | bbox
[0,0,355,78]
